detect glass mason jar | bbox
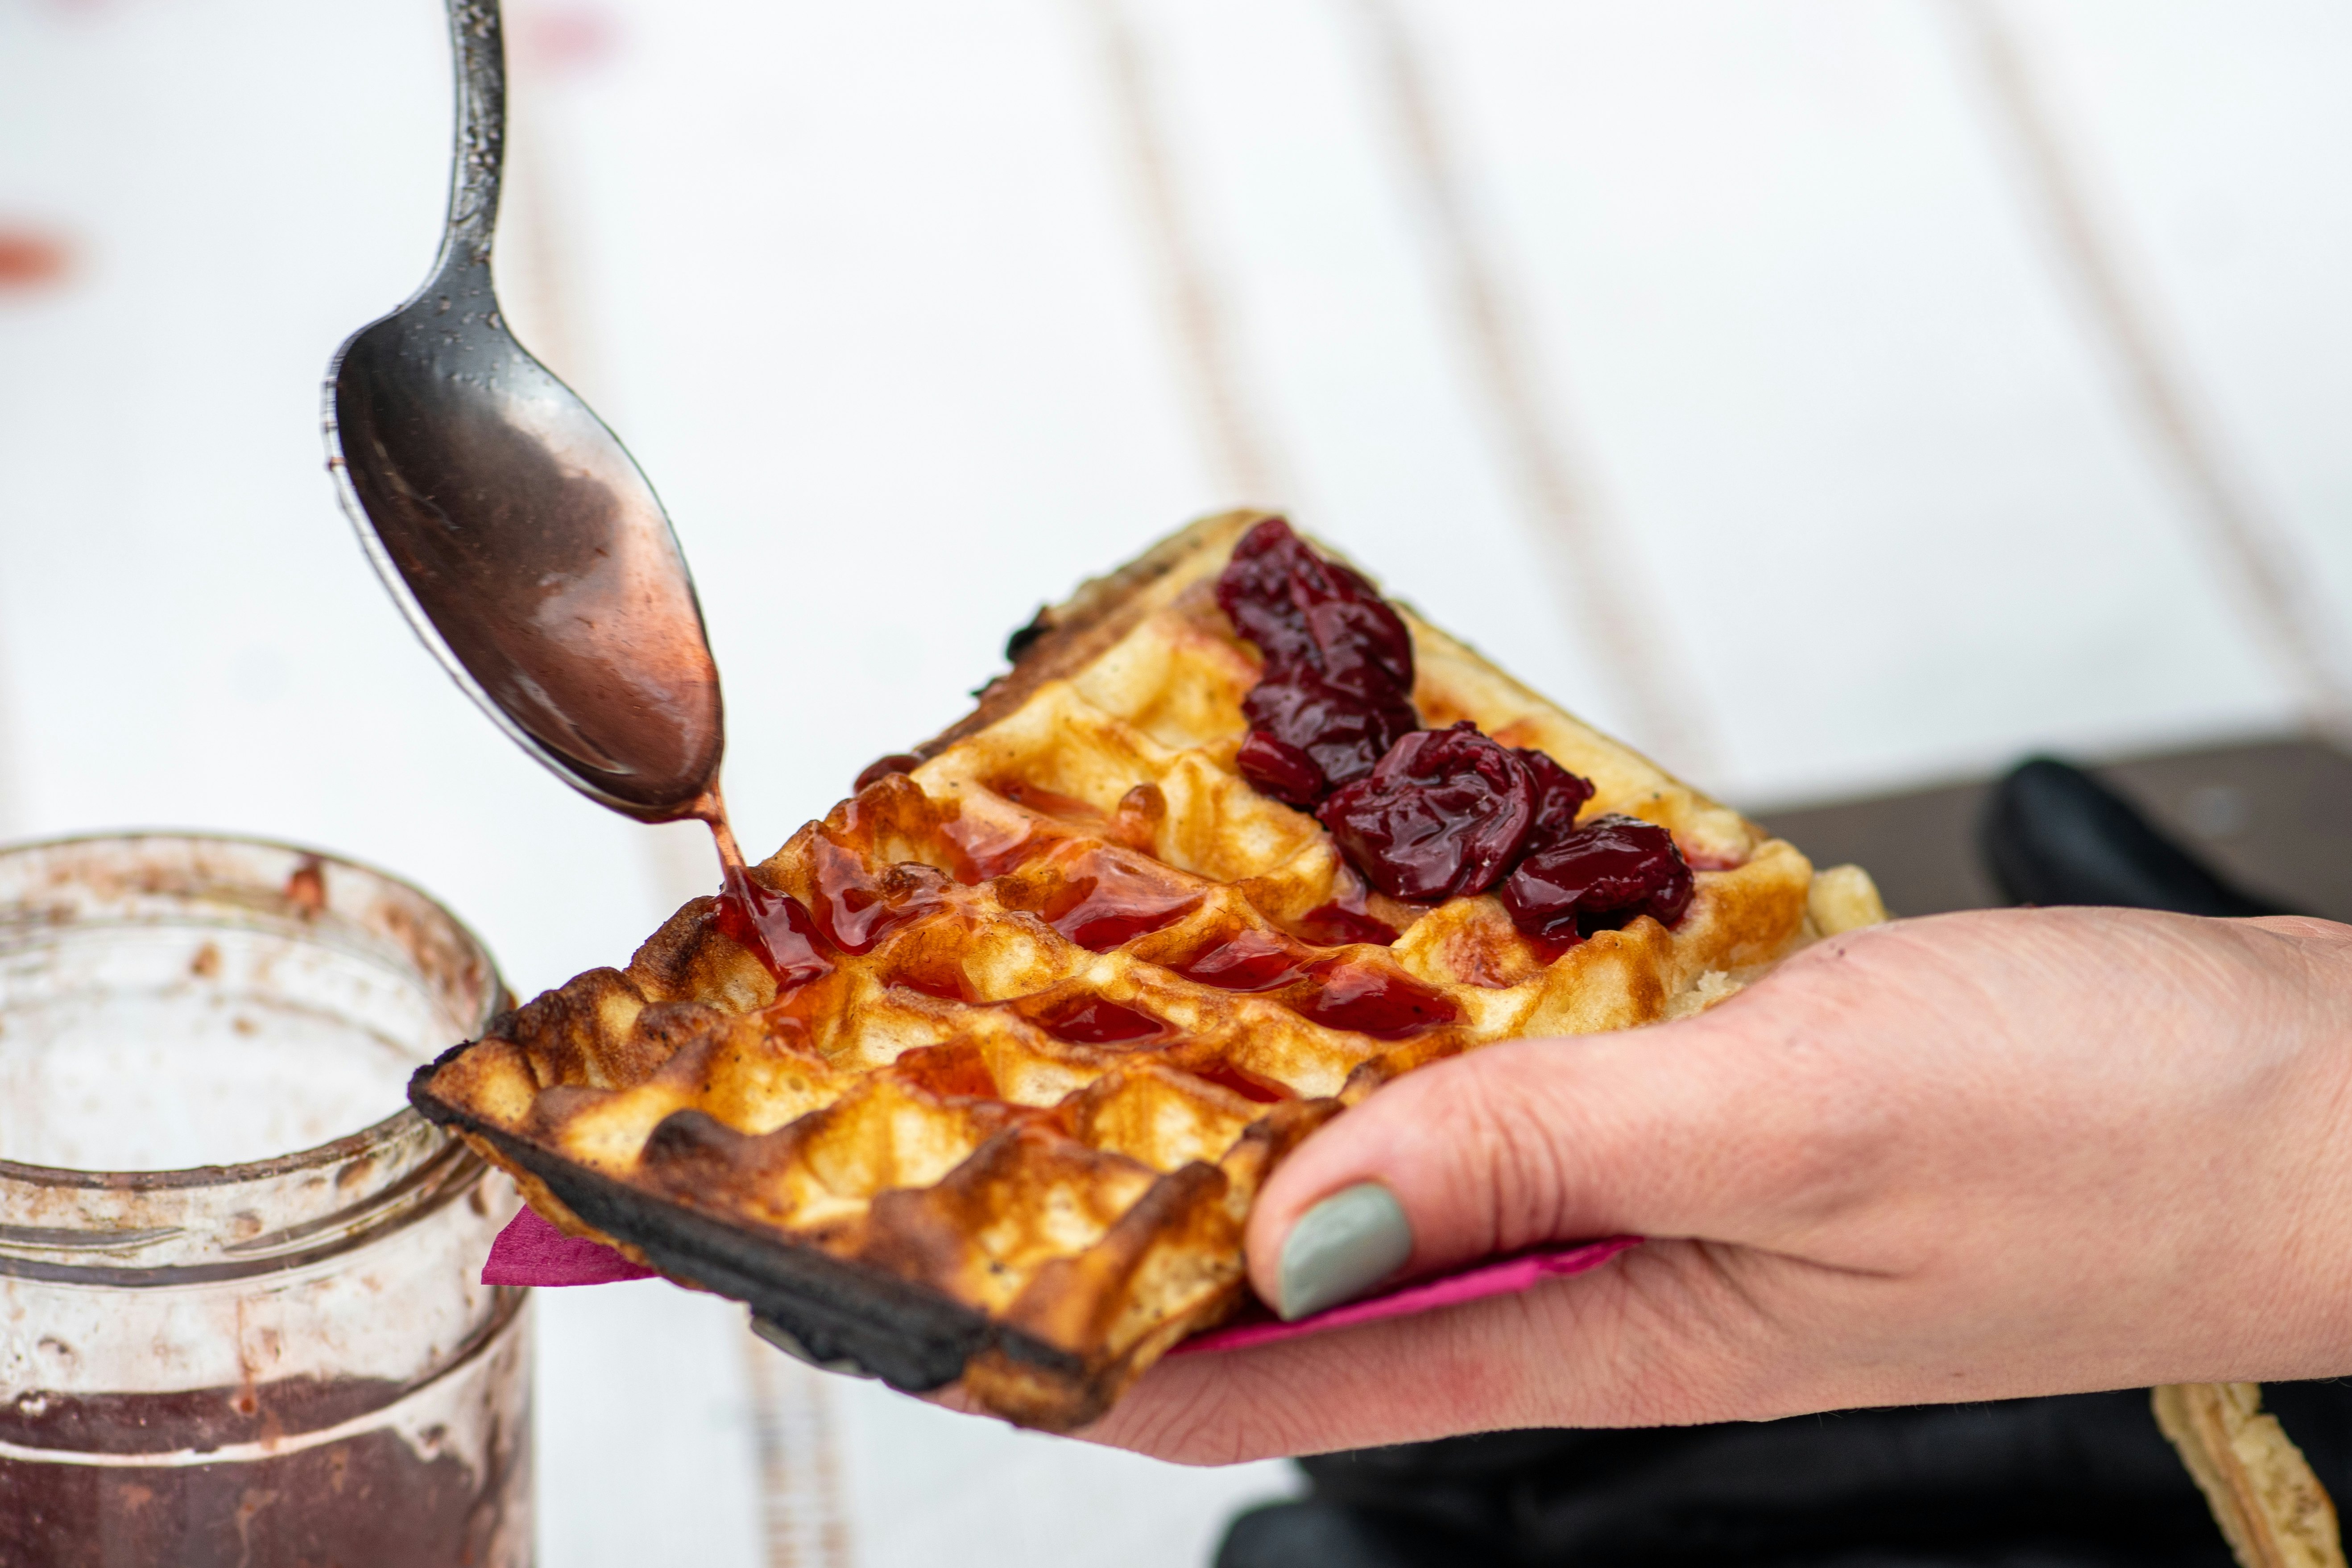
[0,833,531,1568]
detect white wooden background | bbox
[3,2,2349,1564]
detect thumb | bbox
[1246,1000,1826,1320]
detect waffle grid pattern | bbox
[419,512,1882,1428]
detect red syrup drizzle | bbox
[1297,865,1399,947]
[890,1042,1000,1099]
[936,811,1044,884]
[1298,900,1399,947]
[1294,959,1458,1039]
[1168,929,1307,992]
[1037,854,1201,953]
[1184,1060,1292,1103]
[1026,995,1169,1045]
[1054,900,1197,953]
[699,804,836,989]
[892,964,973,1004]
[994,780,1108,824]
[805,833,949,954]
[1525,931,1580,968]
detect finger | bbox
[1245,930,1895,1320]
[1081,1237,1888,1464]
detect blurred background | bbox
[3,0,2348,1563]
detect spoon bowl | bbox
[324,0,721,824]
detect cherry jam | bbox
[1025,995,1169,1045]
[806,835,950,954]
[1238,675,1416,804]
[1168,929,1307,992]
[1292,960,1458,1039]
[1234,731,1325,808]
[1214,523,1694,951]
[1517,746,1597,845]
[1036,853,1201,952]
[1316,722,1539,902]
[1183,1060,1292,1103]
[712,864,835,989]
[1219,518,1420,802]
[1299,901,1400,946]
[1500,814,1695,943]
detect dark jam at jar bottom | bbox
[0,1422,527,1568]
[0,1354,530,1568]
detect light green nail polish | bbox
[1278,1182,1413,1320]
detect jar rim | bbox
[0,832,510,1276]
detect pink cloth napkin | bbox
[1171,1235,1640,1354]
[484,1207,1640,1345]
[484,1205,654,1285]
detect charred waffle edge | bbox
[406,1046,1094,1394]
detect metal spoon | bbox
[323,0,724,827]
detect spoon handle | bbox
[432,0,506,284]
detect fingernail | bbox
[1277,1182,1414,1321]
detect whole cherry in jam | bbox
[1238,674,1417,802]
[1218,518,1420,802]
[1500,814,1694,943]
[1315,723,1538,902]
[1217,518,1413,700]
[1234,731,1323,809]
[1517,746,1597,850]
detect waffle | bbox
[412,510,1885,1431]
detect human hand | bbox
[1080,907,2352,1464]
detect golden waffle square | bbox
[412,511,1885,1430]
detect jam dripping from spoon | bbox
[695,796,834,989]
